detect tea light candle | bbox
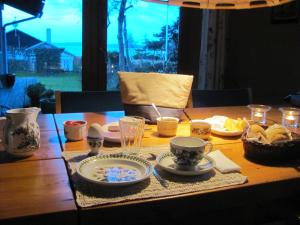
[248,105,271,124]
[279,107,300,128]
[254,112,263,119]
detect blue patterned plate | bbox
[156,152,215,176]
[77,154,153,186]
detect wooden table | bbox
[0,114,77,225]
[58,107,300,225]
[1,106,300,225]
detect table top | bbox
[1,106,300,224]
[0,159,77,222]
[60,107,300,204]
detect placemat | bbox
[63,146,247,208]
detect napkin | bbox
[208,150,241,173]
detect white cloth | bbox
[208,150,241,173]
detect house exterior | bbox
[6,29,75,73]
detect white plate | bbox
[77,154,153,186]
[102,122,121,143]
[211,127,243,137]
[204,116,243,137]
[156,152,215,176]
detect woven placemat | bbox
[63,146,247,208]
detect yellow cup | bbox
[157,117,179,137]
[190,120,211,140]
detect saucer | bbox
[156,152,215,176]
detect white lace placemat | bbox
[63,146,247,208]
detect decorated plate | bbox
[77,154,153,186]
[156,152,215,176]
[102,122,121,143]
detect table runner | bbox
[63,146,247,208]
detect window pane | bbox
[3,1,82,92]
[107,1,179,90]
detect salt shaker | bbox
[87,123,104,156]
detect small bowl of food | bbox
[63,120,87,141]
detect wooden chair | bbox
[55,91,123,113]
[188,88,252,108]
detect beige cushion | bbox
[118,72,193,109]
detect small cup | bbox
[157,117,179,137]
[190,120,211,140]
[170,136,213,170]
[87,137,103,156]
[63,120,87,141]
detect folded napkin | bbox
[208,150,241,173]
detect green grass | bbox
[16,72,82,91]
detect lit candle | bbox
[253,111,264,123]
[254,112,263,118]
[285,114,296,126]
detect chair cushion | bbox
[118,72,193,123]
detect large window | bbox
[107,1,179,90]
[3,1,82,91]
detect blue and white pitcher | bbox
[1,107,41,157]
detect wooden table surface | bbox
[0,159,77,225]
[1,106,300,225]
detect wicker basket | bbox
[242,132,300,161]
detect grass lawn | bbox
[16,72,82,91]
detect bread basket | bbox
[242,132,300,161]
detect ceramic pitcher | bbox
[1,107,41,157]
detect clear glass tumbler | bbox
[247,104,271,125]
[119,116,145,155]
[279,107,300,128]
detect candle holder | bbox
[279,107,300,128]
[247,104,271,125]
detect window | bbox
[107,1,180,90]
[3,0,82,91]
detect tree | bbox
[144,18,179,71]
[109,0,135,71]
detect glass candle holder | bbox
[279,107,300,128]
[247,104,271,124]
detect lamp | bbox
[145,0,294,9]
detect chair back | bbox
[190,88,252,107]
[55,91,123,113]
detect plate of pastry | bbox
[102,122,121,143]
[204,116,247,137]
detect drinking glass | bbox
[247,104,271,124]
[279,107,300,128]
[119,116,145,155]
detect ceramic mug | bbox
[64,120,87,141]
[190,120,211,140]
[157,117,179,137]
[170,136,213,170]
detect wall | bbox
[226,5,300,104]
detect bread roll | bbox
[265,124,292,143]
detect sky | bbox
[2,0,179,55]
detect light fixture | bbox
[144,0,294,9]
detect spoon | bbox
[151,103,162,119]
